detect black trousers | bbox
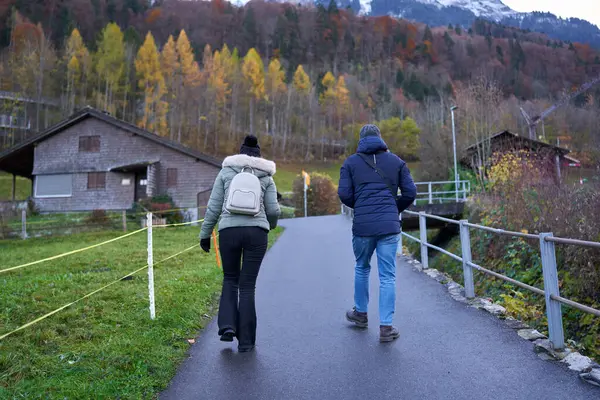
[218,226,268,348]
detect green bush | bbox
[292,173,339,217]
[136,195,184,224]
[347,117,421,161]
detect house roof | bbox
[462,130,571,160]
[0,106,221,177]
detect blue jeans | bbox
[352,234,400,326]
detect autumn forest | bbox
[1,0,600,176]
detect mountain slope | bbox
[366,0,600,48]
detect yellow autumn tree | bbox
[220,44,241,141]
[335,75,350,137]
[174,29,201,141]
[319,71,336,105]
[65,28,91,113]
[95,23,125,113]
[265,58,286,141]
[291,64,312,158]
[209,50,230,112]
[135,32,167,135]
[293,65,311,95]
[319,71,337,136]
[242,48,264,136]
[161,34,179,137]
[205,49,231,151]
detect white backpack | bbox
[225,167,262,215]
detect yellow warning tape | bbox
[153,218,204,228]
[0,243,200,341]
[0,227,148,275]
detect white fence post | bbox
[147,212,156,320]
[540,233,564,350]
[303,180,308,218]
[462,181,467,200]
[419,212,428,269]
[21,209,27,240]
[459,220,475,298]
[428,182,433,204]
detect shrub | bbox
[26,197,40,216]
[468,150,600,358]
[292,173,339,217]
[138,195,183,224]
[0,212,15,239]
[86,209,110,226]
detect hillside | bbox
[0,0,599,173]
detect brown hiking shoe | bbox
[346,308,368,328]
[380,325,400,342]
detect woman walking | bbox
[200,135,280,353]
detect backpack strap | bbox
[357,153,398,201]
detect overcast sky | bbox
[503,0,600,28]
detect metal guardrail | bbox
[399,209,600,351]
[414,180,470,205]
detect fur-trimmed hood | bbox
[222,154,277,176]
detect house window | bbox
[88,172,106,190]
[79,136,101,152]
[167,168,178,188]
[35,174,72,198]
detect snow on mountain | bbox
[415,0,516,20]
[359,0,372,15]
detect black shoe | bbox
[238,345,255,353]
[346,308,368,328]
[220,329,235,342]
[379,325,400,342]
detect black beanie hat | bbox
[240,135,261,157]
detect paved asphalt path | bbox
[161,215,598,400]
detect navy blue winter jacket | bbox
[338,135,417,237]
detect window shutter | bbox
[167,168,178,188]
[90,136,100,152]
[88,172,106,189]
[79,136,101,152]
[79,136,89,152]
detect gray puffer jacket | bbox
[200,154,281,239]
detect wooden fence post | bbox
[21,209,27,240]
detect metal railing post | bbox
[419,212,428,268]
[540,232,564,350]
[463,181,467,200]
[147,213,156,320]
[397,213,403,256]
[428,182,433,204]
[459,220,475,298]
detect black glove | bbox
[200,238,211,253]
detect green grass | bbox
[0,173,31,201]
[0,226,283,399]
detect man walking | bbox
[338,124,417,342]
